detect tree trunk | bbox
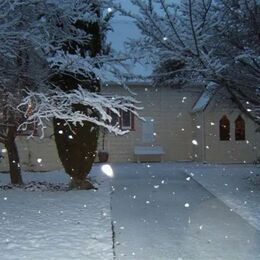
[5,126,23,185]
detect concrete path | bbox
[110,164,260,260]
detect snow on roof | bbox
[192,83,218,113]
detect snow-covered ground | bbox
[1,163,260,260]
[182,163,260,231]
[110,163,260,260]
[0,168,113,260]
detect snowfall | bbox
[0,162,260,260]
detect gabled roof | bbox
[192,83,218,113]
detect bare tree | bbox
[116,0,260,124]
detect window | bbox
[219,115,230,141]
[121,110,134,130]
[108,109,135,131]
[109,110,120,127]
[235,115,245,141]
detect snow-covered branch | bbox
[0,0,145,140]
[18,87,143,138]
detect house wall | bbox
[100,85,200,162]
[192,94,260,163]
[204,107,259,164]
[191,112,205,162]
[0,122,62,172]
[0,85,259,173]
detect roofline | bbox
[191,83,218,114]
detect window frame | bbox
[120,109,135,131]
[107,108,135,131]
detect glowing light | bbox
[37,158,42,163]
[101,164,114,178]
[1,148,7,153]
[107,7,113,13]
[184,203,190,208]
[192,140,198,146]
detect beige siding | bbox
[99,86,200,162]
[204,108,259,163]
[0,123,62,172]
[192,96,260,163]
[0,85,259,173]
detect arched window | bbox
[235,115,245,141]
[219,115,230,141]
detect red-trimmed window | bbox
[219,115,230,141]
[108,109,135,131]
[235,115,245,141]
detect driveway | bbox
[110,163,260,260]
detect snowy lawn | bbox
[1,163,260,260]
[182,163,260,231]
[0,166,113,260]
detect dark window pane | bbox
[219,115,230,141]
[110,111,120,126]
[235,115,245,141]
[122,110,131,128]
